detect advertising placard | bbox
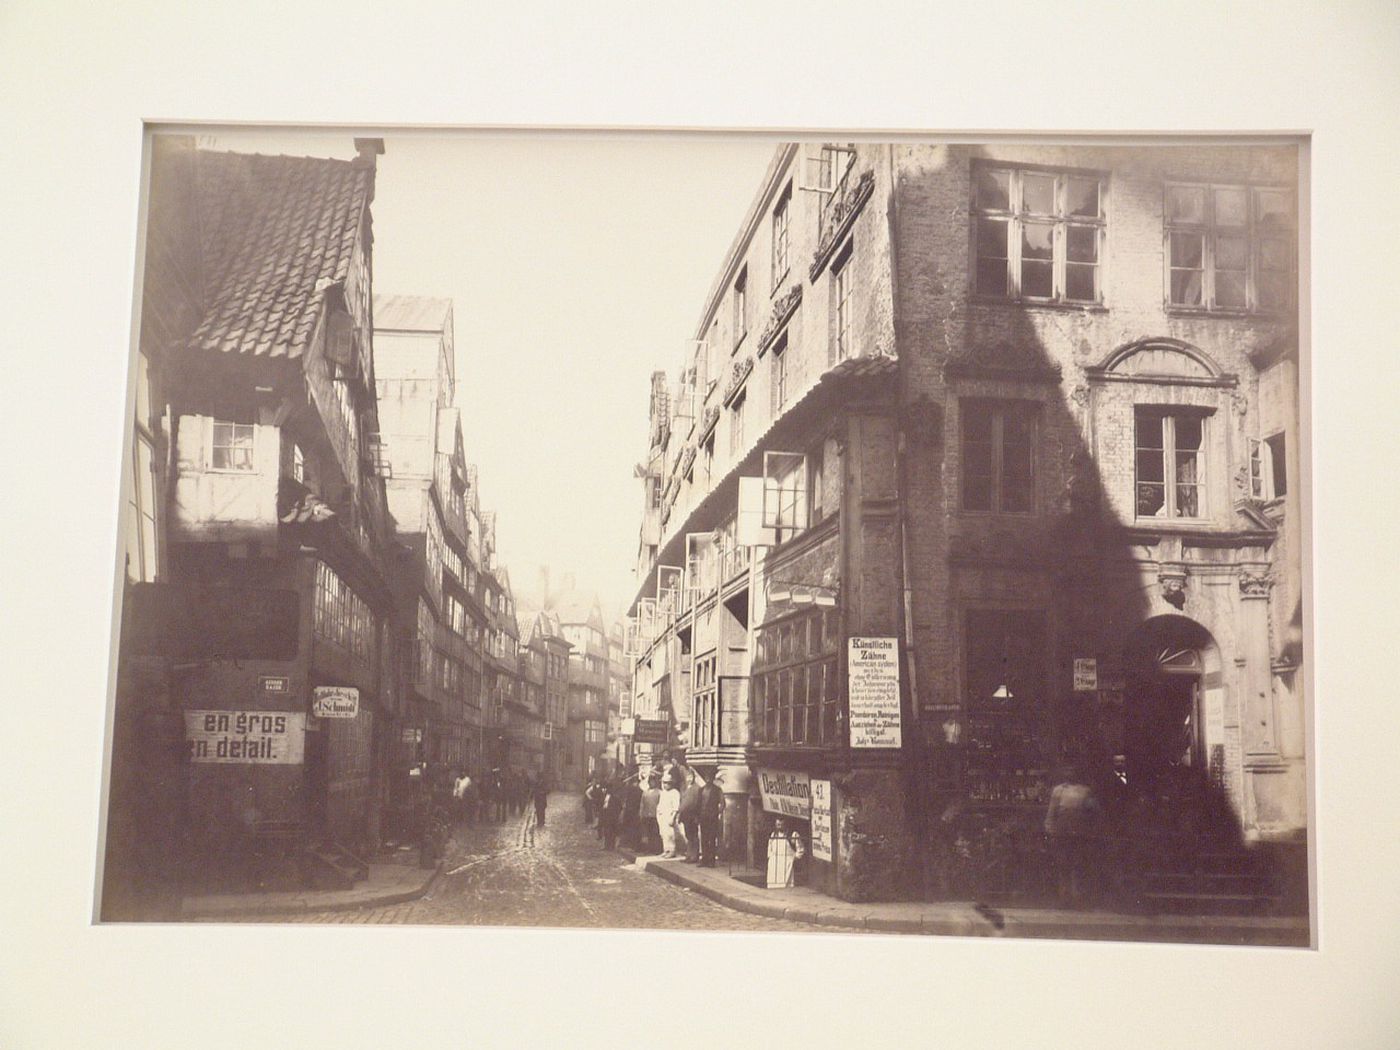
[312,686,359,718]
[756,768,810,819]
[848,637,902,748]
[632,718,669,745]
[810,778,833,861]
[1073,658,1098,691]
[185,711,305,764]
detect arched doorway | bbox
[1119,615,1219,796]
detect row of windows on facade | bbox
[730,400,1287,554]
[659,175,1291,550]
[314,561,376,661]
[964,400,1287,520]
[973,168,1294,312]
[726,607,1052,751]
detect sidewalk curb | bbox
[182,861,444,920]
[631,854,1310,945]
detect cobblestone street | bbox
[278,792,849,932]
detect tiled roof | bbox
[187,150,374,359]
[374,294,453,332]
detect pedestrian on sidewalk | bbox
[599,778,623,850]
[656,771,681,858]
[620,771,642,851]
[698,770,724,867]
[452,770,473,826]
[532,779,549,829]
[678,770,703,863]
[640,775,661,854]
[582,778,598,827]
[1044,759,1102,908]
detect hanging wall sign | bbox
[848,637,902,748]
[1073,658,1098,692]
[756,768,811,819]
[312,686,359,718]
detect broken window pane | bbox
[977,169,1011,210]
[1066,177,1100,217]
[1167,185,1206,224]
[1066,224,1098,263]
[1022,173,1055,216]
[1022,223,1053,259]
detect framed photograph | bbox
[6,3,1398,1048]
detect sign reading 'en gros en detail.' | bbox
[847,637,902,748]
[185,711,306,764]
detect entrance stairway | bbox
[1124,844,1284,915]
[303,841,369,890]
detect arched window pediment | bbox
[1089,339,1235,388]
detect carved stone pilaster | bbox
[1238,570,1273,598]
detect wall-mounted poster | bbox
[811,778,833,861]
[184,711,305,764]
[848,637,901,748]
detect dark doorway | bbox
[1122,616,1211,797]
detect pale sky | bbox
[198,129,777,616]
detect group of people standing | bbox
[451,767,551,830]
[582,754,724,867]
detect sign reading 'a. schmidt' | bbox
[185,711,306,764]
[312,686,359,718]
[848,636,902,748]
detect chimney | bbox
[353,137,385,169]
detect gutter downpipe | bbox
[886,145,927,894]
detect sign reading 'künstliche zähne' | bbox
[848,637,902,748]
[185,711,305,764]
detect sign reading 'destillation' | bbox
[185,711,305,764]
[810,778,833,861]
[848,637,902,748]
[312,686,359,718]
[756,768,810,819]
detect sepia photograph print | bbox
[99,128,1311,949]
